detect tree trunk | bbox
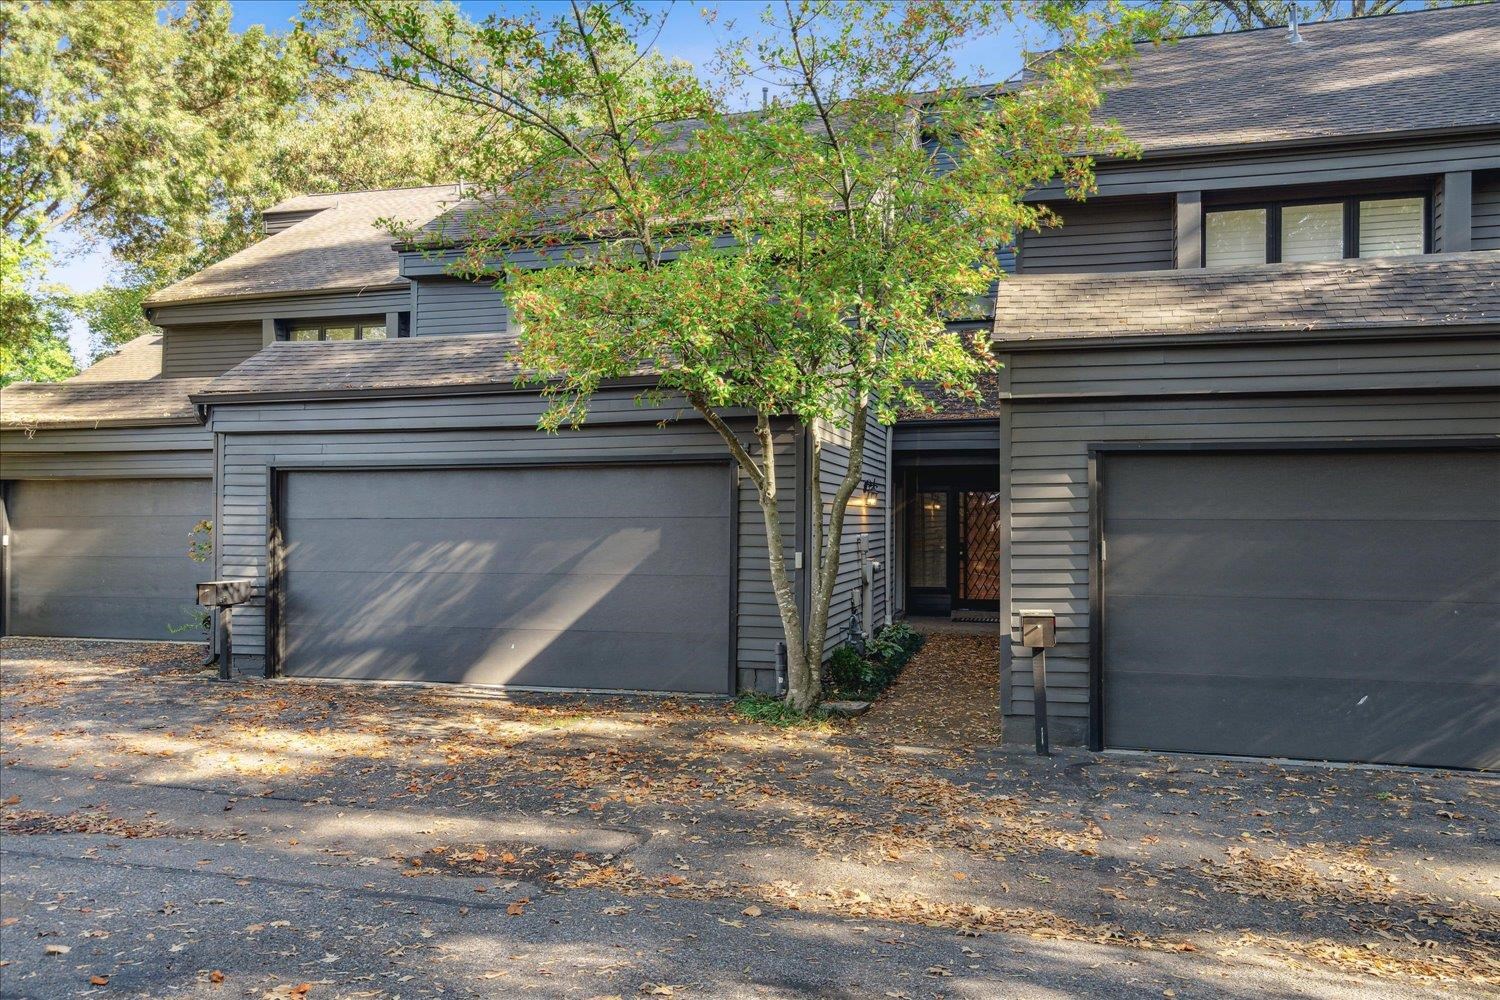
[690,400,870,716]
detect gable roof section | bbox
[68,333,165,382]
[144,185,461,307]
[194,335,528,400]
[990,252,1500,344]
[1100,4,1500,156]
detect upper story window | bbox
[1204,195,1426,268]
[287,317,388,342]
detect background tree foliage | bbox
[0,0,487,385]
[314,0,1164,711]
[1162,0,1479,32]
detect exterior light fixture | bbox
[860,478,880,507]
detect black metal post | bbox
[1032,648,1050,756]
[217,605,233,681]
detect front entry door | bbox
[905,470,1000,616]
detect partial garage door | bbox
[1101,448,1499,770]
[4,478,211,640]
[280,465,733,693]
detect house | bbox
[2,5,1496,768]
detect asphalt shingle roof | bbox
[990,251,1500,344]
[1100,4,1500,155]
[1,378,211,430]
[68,333,165,382]
[144,186,461,306]
[194,335,528,398]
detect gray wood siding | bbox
[1032,135,1500,201]
[410,277,512,338]
[148,288,412,326]
[999,334,1500,742]
[813,411,889,657]
[1018,197,1174,274]
[208,391,797,692]
[1474,170,1500,251]
[1,425,213,479]
[1003,336,1500,398]
[161,324,265,378]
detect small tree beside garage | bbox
[310,0,1160,712]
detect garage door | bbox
[1101,449,1499,770]
[4,478,211,640]
[279,465,733,693]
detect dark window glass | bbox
[1359,197,1424,257]
[910,492,948,589]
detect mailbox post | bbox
[198,580,252,680]
[1017,609,1056,756]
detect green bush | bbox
[824,623,925,701]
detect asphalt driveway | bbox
[1,636,1495,999]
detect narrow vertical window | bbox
[1359,197,1425,257]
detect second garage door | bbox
[4,478,211,640]
[279,465,733,693]
[1101,448,1500,770]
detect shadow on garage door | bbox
[274,463,735,694]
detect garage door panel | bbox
[1107,519,1500,603]
[1101,449,1500,770]
[1106,452,1495,520]
[286,466,730,520]
[1107,673,1500,769]
[12,518,204,559]
[286,568,727,636]
[1106,595,1500,683]
[281,465,733,694]
[16,555,213,599]
[6,479,211,640]
[287,624,728,692]
[282,516,728,577]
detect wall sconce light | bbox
[860,478,880,507]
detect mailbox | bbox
[198,580,252,608]
[1018,609,1056,649]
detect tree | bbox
[1162,0,1479,32]
[305,0,1160,711]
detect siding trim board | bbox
[264,457,739,693]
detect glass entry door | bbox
[904,470,1001,616]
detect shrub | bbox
[824,623,925,701]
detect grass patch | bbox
[733,693,832,728]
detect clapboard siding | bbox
[209,390,796,692]
[411,277,512,338]
[1031,135,1500,201]
[1018,197,1174,274]
[813,411,889,658]
[149,288,412,326]
[1,425,213,479]
[1474,169,1500,251]
[161,324,265,378]
[1004,336,1500,397]
[893,421,1000,453]
[1000,330,1500,743]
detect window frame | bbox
[283,317,391,342]
[1202,192,1429,267]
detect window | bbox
[1280,202,1343,262]
[1359,197,1424,258]
[1204,208,1268,268]
[285,319,387,341]
[1204,195,1427,267]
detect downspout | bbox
[883,416,893,626]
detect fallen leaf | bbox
[741,905,762,917]
[506,898,529,916]
[210,970,225,984]
[44,944,71,956]
[90,975,109,986]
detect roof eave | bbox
[143,280,410,312]
[991,322,1500,351]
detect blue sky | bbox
[51,0,1032,363]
